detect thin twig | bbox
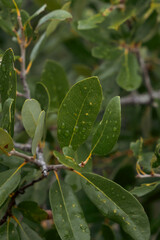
[14,142,31,152]
[15,5,30,99]
[136,173,160,178]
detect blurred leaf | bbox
[92,44,123,60]
[21,99,41,138]
[0,222,19,240]
[18,201,48,222]
[116,52,142,91]
[0,128,14,155]
[18,222,43,240]
[92,96,121,156]
[0,98,14,136]
[131,181,160,197]
[101,224,115,240]
[0,168,21,207]
[78,13,105,30]
[30,33,46,62]
[36,9,72,29]
[130,138,143,158]
[0,48,16,137]
[35,82,50,112]
[32,110,45,155]
[49,178,90,240]
[57,77,102,150]
[25,4,47,24]
[80,172,150,240]
[41,60,69,112]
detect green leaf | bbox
[17,222,43,240]
[57,77,102,150]
[91,96,121,156]
[35,82,50,112]
[0,98,14,136]
[116,52,142,91]
[25,4,47,24]
[30,33,46,62]
[92,45,123,60]
[0,128,14,155]
[32,110,45,155]
[131,181,160,197]
[0,168,21,207]
[18,201,48,222]
[0,222,19,240]
[53,150,81,171]
[49,178,90,240]
[78,13,105,30]
[21,99,41,138]
[36,9,72,29]
[80,172,150,240]
[0,48,16,136]
[41,60,69,112]
[101,224,115,240]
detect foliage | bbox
[1,0,160,239]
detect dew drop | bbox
[82,121,85,124]
[58,129,61,134]
[72,204,76,208]
[113,209,117,214]
[63,103,66,108]
[85,113,89,116]
[82,135,86,140]
[89,102,93,106]
[1,64,5,71]
[113,127,117,131]
[107,136,109,139]
[9,72,12,77]
[122,196,126,200]
[84,86,87,90]
[112,134,115,137]
[106,120,108,124]
[65,130,69,136]
[61,122,65,129]
[60,204,62,208]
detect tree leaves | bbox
[32,110,45,155]
[57,77,102,150]
[92,45,123,61]
[0,98,14,136]
[35,82,50,112]
[36,9,72,29]
[49,177,90,240]
[116,52,142,91]
[0,48,16,137]
[21,99,42,138]
[21,99,45,154]
[0,222,19,240]
[0,168,21,207]
[41,60,69,112]
[91,96,121,156]
[79,172,150,240]
[0,128,14,155]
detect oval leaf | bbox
[35,82,50,112]
[37,9,72,29]
[57,77,102,150]
[32,110,45,155]
[49,178,90,240]
[21,99,41,138]
[79,172,150,240]
[92,96,121,155]
[41,60,69,112]
[0,168,21,207]
[116,52,142,91]
[0,128,13,154]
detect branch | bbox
[14,142,31,152]
[15,4,30,99]
[120,90,160,105]
[136,173,160,178]
[0,175,46,226]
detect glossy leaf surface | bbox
[49,179,90,240]
[80,172,150,240]
[58,77,102,150]
[92,96,121,155]
[18,222,43,240]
